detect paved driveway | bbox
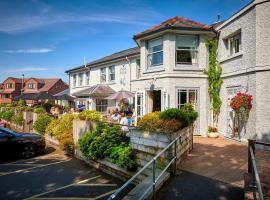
[0,147,123,200]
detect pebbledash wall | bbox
[66,0,270,142]
[216,0,270,142]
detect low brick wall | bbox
[128,125,193,170]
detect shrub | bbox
[137,112,162,132]
[109,144,137,171]
[45,119,58,136]
[59,132,74,154]
[34,107,46,114]
[33,114,53,135]
[23,106,34,112]
[17,100,26,107]
[77,110,101,121]
[1,109,15,122]
[42,102,53,112]
[78,122,136,171]
[160,119,182,133]
[12,112,24,126]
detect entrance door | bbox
[177,88,199,135]
[135,91,146,119]
[147,90,161,113]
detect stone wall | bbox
[129,125,193,170]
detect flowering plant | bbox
[208,126,218,133]
[230,92,252,121]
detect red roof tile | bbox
[134,16,213,39]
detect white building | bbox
[66,0,270,142]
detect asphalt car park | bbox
[0,147,123,200]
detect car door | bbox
[0,130,19,157]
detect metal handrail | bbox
[108,135,181,200]
[249,146,264,200]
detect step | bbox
[123,170,170,200]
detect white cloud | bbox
[0,67,48,73]
[2,48,53,54]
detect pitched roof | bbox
[72,85,115,98]
[4,77,29,83]
[23,78,67,93]
[134,16,213,40]
[65,47,140,73]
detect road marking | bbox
[2,163,43,166]
[26,198,93,200]
[24,175,101,200]
[93,189,117,200]
[3,153,64,165]
[75,183,117,187]
[0,159,71,177]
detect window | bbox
[85,71,90,85]
[78,73,83,86]
[96,99,107,112]
[2,94,9,99]
[176,35,198,65]
[147,38,163,67]
[177,89,198,109]
[100,68,106,83]
[28,83,35,89]
[136,92,144,117]
[109,66,115,82]
[136,59,141,79]
[228,32,241,56]
[6,83,13,89]
[73,74,77,88]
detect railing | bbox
[248,139,270,200]
[108,135,181,200]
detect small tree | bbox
[204,39,223,127]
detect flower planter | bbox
[208,132,219,138]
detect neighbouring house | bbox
[66,0,270,142]
[0,77,69,105]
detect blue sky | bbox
[0,0,251,83]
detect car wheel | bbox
[22,144,36,159]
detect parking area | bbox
[0,147,123,200]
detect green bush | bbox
[23,106,34,112]
[12,112,24,126]
[34,107,46,114]
[59,132,74,154]
[109,143,137,171]
[42,102,53,112]
[77,110,101,121]
[137,112,162,132]
[78,122,136,171]
[17,100,26,107]
[1,109,15,122]
[33,114,53,135]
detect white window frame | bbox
[228,32,241,56]
[6,83,13,89]
[28,83,35,89]
[136,59,141,79]
[78,73,83,86]
[85,71,90,85]
[100,67,106,83]
[108,66,115,82]
[175,35,198,66]
[176,88,198,110]
[147,37,163,68]
[135,91,146,117]
[96,99,108,113]
[73,74,77,88]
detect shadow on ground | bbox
[158,170,244,200]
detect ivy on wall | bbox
[204,38,223,127]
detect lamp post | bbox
[21,74,24,95]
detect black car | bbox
[0,127,46,159]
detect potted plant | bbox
[208,126,219,138]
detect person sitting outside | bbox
[110,108,121,123]
[120,113,129,132]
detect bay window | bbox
[147,38,163,67]
[73,74,77,88]
[176,35,198,65]
[96,99,107,112]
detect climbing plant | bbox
[204,38,223,127]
